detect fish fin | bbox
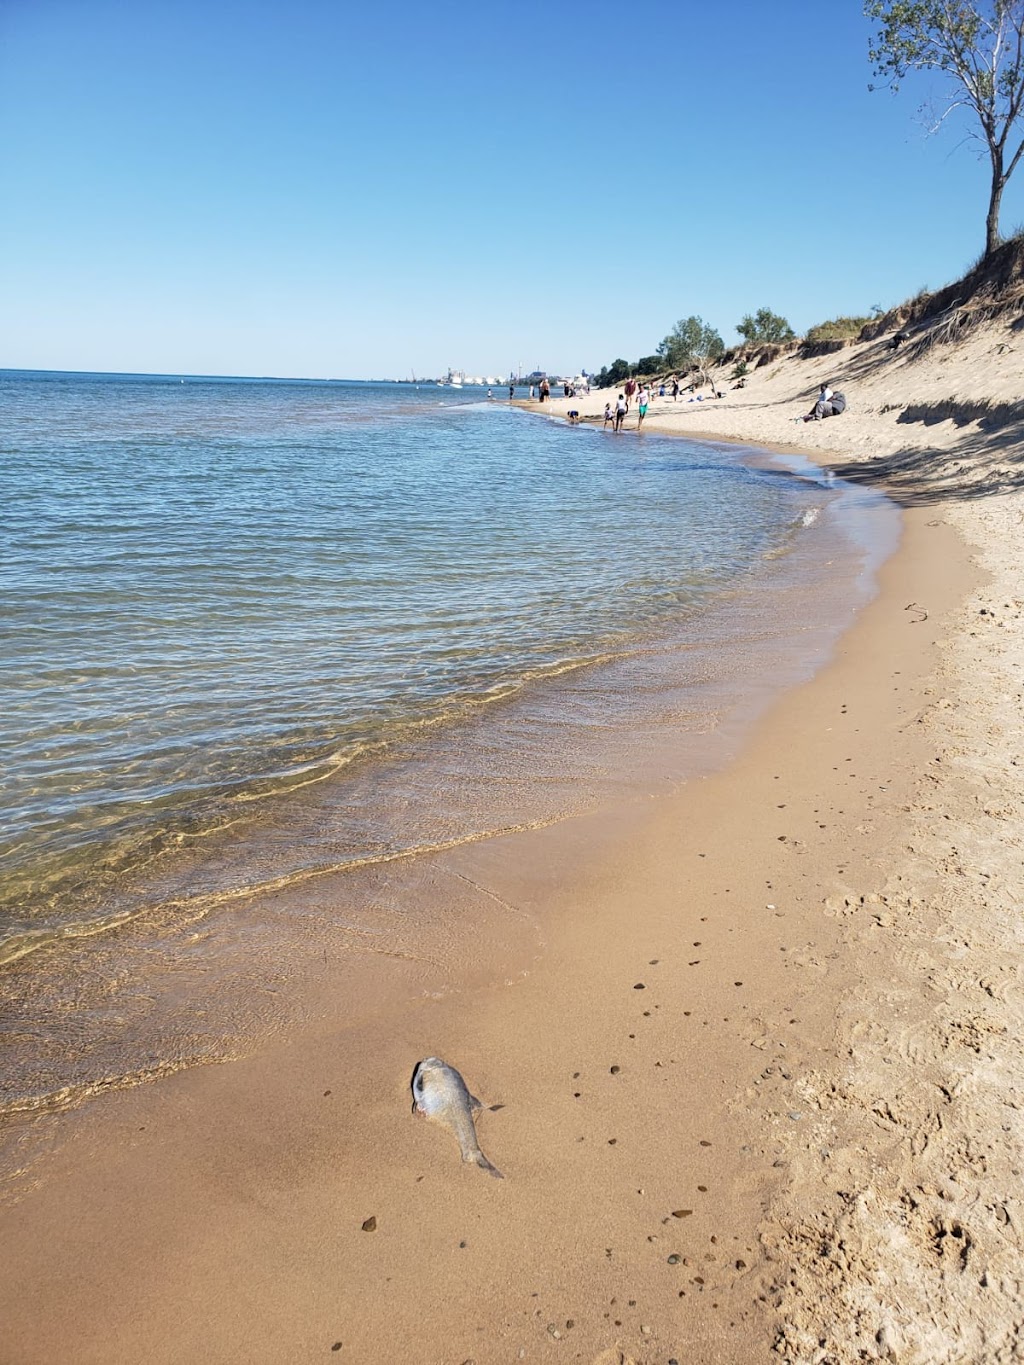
[469,1096,504,1114]
[476,1152,504,1179]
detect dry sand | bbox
[2,317,1023,1363]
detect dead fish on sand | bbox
[411,1057,503,1179]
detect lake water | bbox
[0,370,898,1127]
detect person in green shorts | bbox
[637,385,650,429]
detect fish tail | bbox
[475,1151,504,1179]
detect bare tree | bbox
[866,0,1024,258]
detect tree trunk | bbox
[986,154,1005,259]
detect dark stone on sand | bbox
[361,1216,377,1232]
[608,1138,617,1145]
[610,1065,620,1074]
[699,1140,712,1147]
[668,1254,681,1264]
[633,983,645,990]
[672,1210,693,1219]
[331,1344,342,1352]
[736,1259,747,1270]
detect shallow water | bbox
[0,370,898,1128]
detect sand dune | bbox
[539,303,1024,1361]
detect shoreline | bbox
[2,322,1023,1360]
[0,431,886,1132]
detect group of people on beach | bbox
[603,380,651,432]
[532,370,850,432]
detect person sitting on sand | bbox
[806,383,833,420]
[614,393,627,432]
[800,383,846,422]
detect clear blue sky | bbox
[2,0,1020,379]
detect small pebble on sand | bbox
[361,1216,377,1233]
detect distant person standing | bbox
[614,392,627,432]
[509,383,515,399]
[603,401,613,428]
[671,377,680,401]
[624,376,636,410]
[637,384,650,430]
[529,384,535,399]
[540,378,550,402]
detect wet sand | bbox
[0,499,978,1363]
[3,314,1023,1361]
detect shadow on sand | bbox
[827,414,1024,508]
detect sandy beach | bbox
[3,304,1024,1363]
